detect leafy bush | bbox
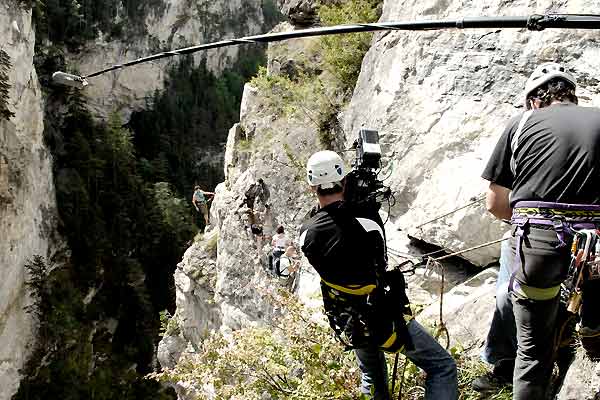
[159,310,181,338]
[251,67,340,149]
[151,289,513,400]
[262,0,285,26]
[318,0,382,91]
[283,143,306,182]
[249,0,382,149]
[153,181,196,244]
[150,290,362,399]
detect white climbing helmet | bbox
[306,150,348,189]
[524,62,576,108]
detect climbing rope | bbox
[396,357,408,400]
[391,352,409,400]
[426,257,450,350]
[391,353,400,398]
[388,235,512,361]
[429,236,510,262]
[413,195,486,230]
[387,235,510,265]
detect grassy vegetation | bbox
[318,0,382,91]
[283,143,306,182]
[251,66,340,149]
[159,310,181,338]
[249,0,382,150]
[150,290,512,399]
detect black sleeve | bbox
[481,115,520,189]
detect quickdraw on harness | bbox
[565,228,600,358]
[565,229,600,313]
[511,201,600,358]
[320,268,413,354]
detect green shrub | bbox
[251,67,339,149]
[263,0,285,26]
[153,181,196,242]
[249,0,382,149]
[159,310,181,337]
[283,143,306,182]
[151,289,513,399]
[318,0,382,91]
[150,290,362,399]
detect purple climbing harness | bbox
[509,201,600,296]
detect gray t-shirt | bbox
[482,103,600,206]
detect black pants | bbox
[512,227,571,400]
[582,279,600,329]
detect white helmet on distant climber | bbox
[524,62,576,108]
[306,150,348,189]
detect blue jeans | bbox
[481,234,517,367]
[355,320,458,400]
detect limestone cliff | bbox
[69,0,269,119]
[162,0,600,398]
[0,0,280,398]
[345,0,600,266]
[0,2,61,399]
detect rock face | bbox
[0,2,61,399]
[162,0,600,398]
[163,48,322,343]
[277,0,336,26]
[70,0,268,119]
[344,0,600,266]
[158,21,330,382]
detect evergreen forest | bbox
[13,0,280,398]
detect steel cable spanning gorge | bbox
[52,14,600,88]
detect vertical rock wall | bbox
[0,2,60,399]
[163,1,600,398]
[344,0,600,265]
[70,0,268,119]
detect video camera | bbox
[344,129,392,214]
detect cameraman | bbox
[299,151,457,400]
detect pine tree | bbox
[0,50,15,121]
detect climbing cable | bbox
[429,236,510,262]
[413,195,486,230]
[52,14,600,88]
[427,257,450,350]
[387,235,511,271]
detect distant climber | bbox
[239,178,270,211]
[237,204,265,249]
[276,246,300,291]
[192,185,214,227]
[270,225,292,273]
